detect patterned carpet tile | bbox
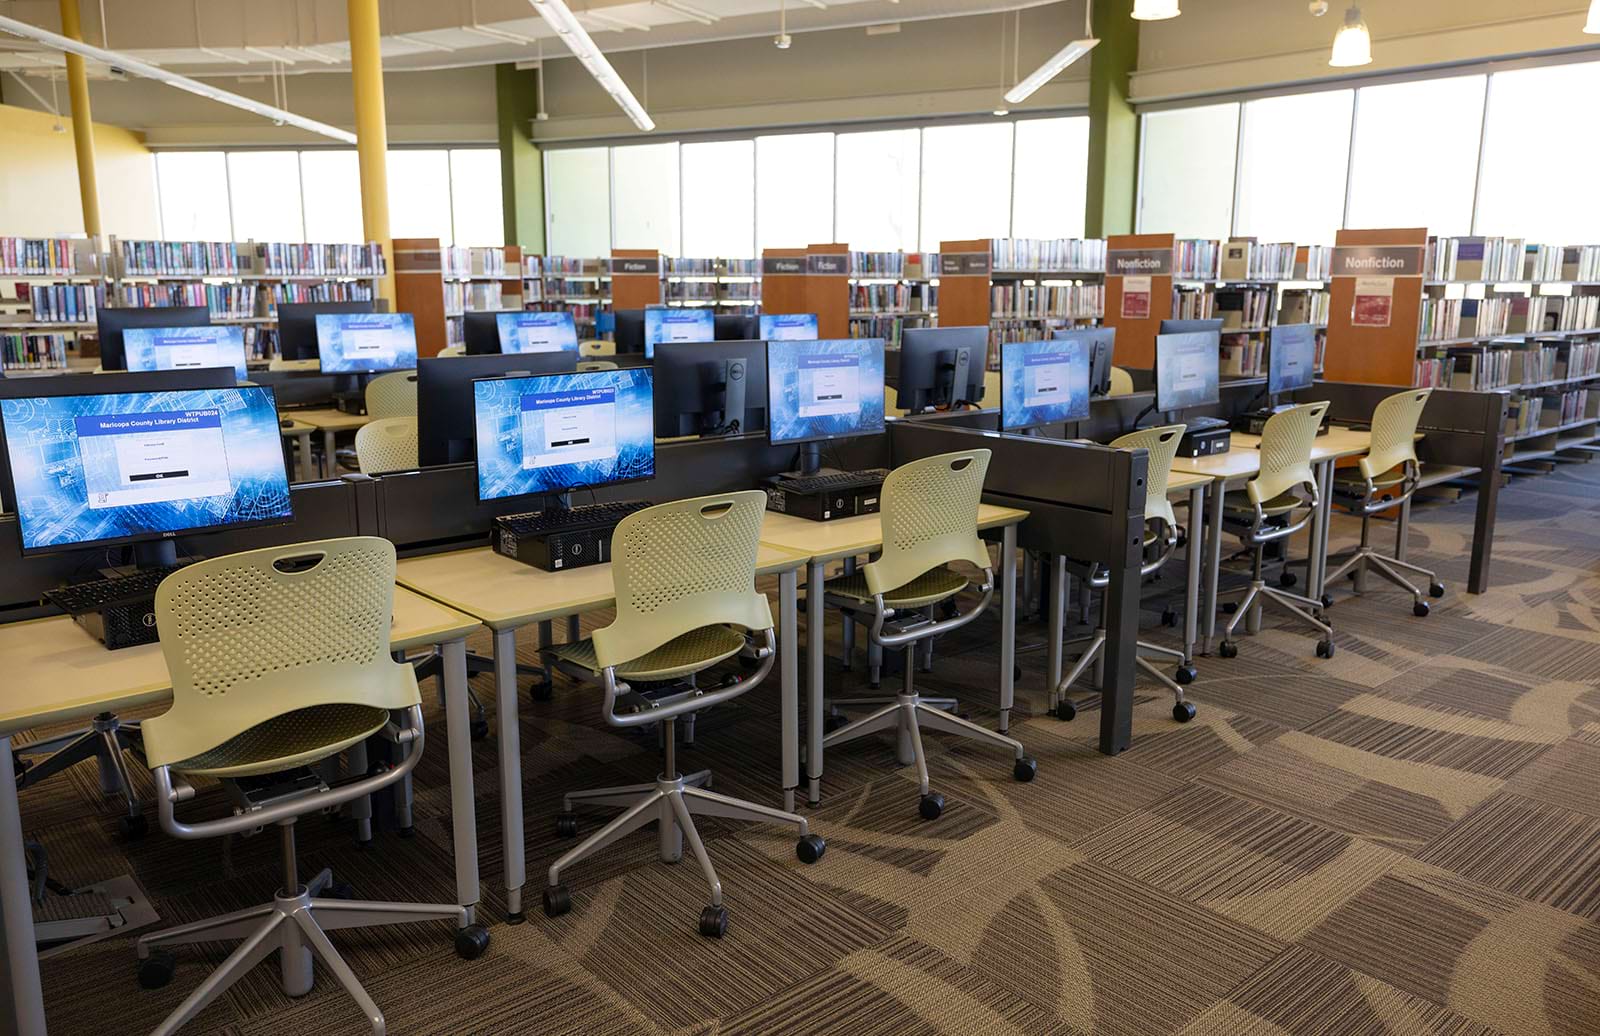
[1502,738,1600,817]
[1295,694,1563,779]
[1381,662,1600,735]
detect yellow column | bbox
[347,0,394,305]
[57,0,102,246]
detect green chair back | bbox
[1250,401,1329,506]
[1362,388,1431,481]
[365,371,418,419]
[1111,424,1186,530]
[862,449,992,596]
[355,417,418,475]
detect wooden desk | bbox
[284,408,371,478]
[0,589,485,1036]
[278,418,316,482]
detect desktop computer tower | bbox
[492,516,617,571]
[762,475,883,522]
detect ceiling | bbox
[0,0,1066,78]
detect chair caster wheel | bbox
[1316,638,1336,659]
[795,833,826,864]
[1279,571,1297,588]
[867,681,881,691]
[529,680,553,703]
[1222,602,1237,614]
[1161,609,1177,627]
[1052,700,1077,721]
[1173,701,1197,723]
[823,712,849,734]
[1413,600,1430,618]
[1321,594,1334,610]
[1218,640,1238,659]
[1174,665,1197,685]
[119,814,148,840]
[699,904,729,938]
[1013,757,1038,783]
[137,950,176,990]
[454,924,491,960]
[555,811,579,838]
[1014,664,1023,681]
[542,884,571,917]
[469,718,489,741]
[919,792,945,820]
[327,880,356,900]
[1429,582,1445,599]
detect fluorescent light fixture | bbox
[656,0,720,25]
[1131,0,1179,19]
[525,0,655,131]
[0,12,356,142]
[1328,5,1371,67]
[1003,37,1099,105]
[1586,0,1600,33]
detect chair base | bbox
[1051,627,1196,720]
[17,713,145,835]
[1219,579,1334,656]
[1324,546,1443,613]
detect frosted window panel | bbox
[156,152,233,241]
[612,142,680,255]
[1012,117,1090,240]
[757,133,834,251]
[227,151,304,242]
[1234,90,1353,245]
[1138,104,1237,238]
[1348,76,1484,236]
[682,140,754,258]
[299,151,364,243]
[834,128,920,252]
[388,150,454,244]
[1477,60,1600,244]
[545,148,611,257]
[920,122,1012,252]
[450,149,504,247]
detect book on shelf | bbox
[1295,245,1333,281]
[1506,296,1553,334]
[667,257,718,276]
[26,282,102,323]
[848,313,926,348]
[441,247,508,279]
[849,252,904,278]
[1555,295,1600,332]
[989,238,1106,273]
[1220,239,1295,281]
[1555,341,1600,381]
[1509,343,1559,385]
[1278,288,1330,326]
[1414,355,1457,389]
[1523,244,1563,282]
[1560,246,1600,282]
[1505,396,1542,436]
[262,280,375,310]
[989,283,1100,320]
[2,237,81,276]
[1426,236,1523,282]
[1,331,70,370]
[118,239,239,277]
[544,256,608,277]
[1174,239,1220,280]
[253,242,385,278]
[118,281,255,319]
[1172,284,1215,320]
[1214,287,1272,330]
[850,282,911,313]
[667,280,719,302]
[444,281,507,315]
[1447,344,1514,391]
[1219,332,1264,377]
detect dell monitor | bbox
[471,311,580,356]
[276,300,375,361]
[1155,331,1221,414]
[123,325,249,382]
[714,314,758,341]
[473,366,656,504]
[767,337,886,475]
[897,326,988,413]
[417,351,577,467]
[643,308,714,360]
[462,311,504,354]
[96,306,210,374]
[760,313,819,341]
[1000,339,1091,432]
[1052,326,1114,398]
[652,340,767,439]
[1159,318,1225,336]
[1268,323,1317,399]
[0,384,293,566]
[613,308,646,356]
[314,312,417,375]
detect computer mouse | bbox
[280,419,294,428]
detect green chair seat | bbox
[826,565,969,609]
[174,703,390,779]
[1222,488,1303,520]
[551,624,747,681]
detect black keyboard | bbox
[771,469,889,494]
[46,566,187,616]
[1184,416,1231,433]
[497,500,652,536]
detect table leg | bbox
[296,431,313,482]
[839,557,856,671]
[998,523,1017,734]
[492,628,526,922]
[322,429,337,478]
[805,559,824,807]
[0,737,46,1036]
[1396,497,1411,562]
[1203,478,1226,655]
[779,569,799,814]
[1185,486,1203,663]
[440,638,480,925]
[1312,460,1334,604]
[1046,555,1065,711]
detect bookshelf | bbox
[664,258,762,313]
[847,251,936,347]
[0,236,102,372]
[535,256,610,338]
[1207,238,1332,377]
[394,240,517,357]
[610,249,664,310]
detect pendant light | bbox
[1329,5,1372,67]
[1131,0,1179,20]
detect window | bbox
[226,151,304,242]
[299,151,365,244]
[387,149,454,243]
[757,133,834,251]
[1347,77,1484,236]
[1012,117,1090,240]
[1138,104,1238,239]
[1233,90,1353,244]
[449,149,504,247]
[920,122,1013,252]
[1476,60,1600,243]
[834,128,921,253]
[155,152,232,241]
[681,140,754,258]
[545,147,611,257]
[611,142,680,254]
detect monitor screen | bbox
[123,325,248,382]
[278,300,374,361]
[1,386,292,555]
[96,306,211,373]
[643,308,714,359]
[1269,323,1316,396]
[1000,339,1090,430]
[315,312,417,373]
[496,311,580,355]
[1155,332,1221,413]
[473,367,655,502]
[767,338,886,446]
[759,313,819,341]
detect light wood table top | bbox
[759,503,1029,566]
[278,418,315,437]
[1167,470,1213,492]
[285,408,372,432]
[0,588,482,737]
[1170,427,1377,480]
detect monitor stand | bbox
[779,442,827,480]
[333,373,370,416]
[95,538,188,581]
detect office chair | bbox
[541,491,824,936]
[822,449,1037,821]
[1052,425,1197,724]
[581,338,616,357]
[267,357,319,372]
[133,537,488,1036]
[438,344,466,357]
[15,715,147,837]
[354,417,418,475]
[576,359,619,372]
[1324,388,1445,615]
[1217,401,1335,659]
[364,370,417,419]
[1108,366,1134,397]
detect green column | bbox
[1085,0,1139,237]
[496,63,545,252]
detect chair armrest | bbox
[601,629,776,729]
[871,568,994,648]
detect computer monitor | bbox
[1155,331,1221,413]
[96,306,210,373]
[652,340,767,439]
[1000,339,1091,432]
[314,313,418,374]
[276,300,375,361]
[483,311,581,356]
[462,311,503,354]
[1268,323,1317,398]
[472,366,656,503]
[897,326,988,413]
[417,351,577,467]
[643,308,714,360]
[767,338,886,474]
[0,385,293,561]
[122,325,249,382]
[613,308,646,356]
[1051,326,1114,398]
[714,314,758,341]
[759,313,819,341]
[1159,318,1225,336]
